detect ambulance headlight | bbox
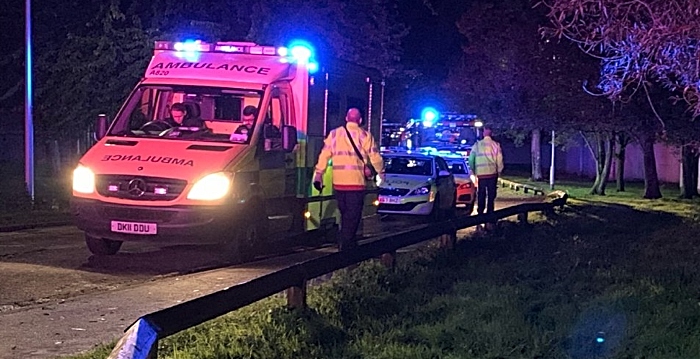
[187,172,232,200]
[73,165,95,194]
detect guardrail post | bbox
[286,280,307,309]
[517,212,528,224]
[380,251,396,268]
[439,227,457,250]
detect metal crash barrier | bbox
[108,191,568,359]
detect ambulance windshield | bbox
[108,85,263,143]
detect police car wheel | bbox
[85,234,123,255]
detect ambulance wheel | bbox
[232,222,258,262]
[229,202,265,262]
[85,234,122,255]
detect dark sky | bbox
[398,0,469,81]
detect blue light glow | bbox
[421,107,438,128]
[173,40,204,61]
[288,40,314,63]
[307,61,319,73]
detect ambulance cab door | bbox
[258,85,297,235]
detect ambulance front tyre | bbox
[85,234,123,255]
[229,200,265,263]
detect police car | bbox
[376,151,456,219]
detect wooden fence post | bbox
[517,212,528,224]
[439,228,457,250]
[286,280,307,309]
[380,251,396,268]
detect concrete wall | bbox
[561,140,681,183]
[499,134,681,184]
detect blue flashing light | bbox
[277,47,289,56]
[173,40,205,61]
[421,107,439,128]
[174,40,205,52]
[288,40,314,63]
[307,61,319,73]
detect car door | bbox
[435,156,455,208]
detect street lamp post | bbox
[550,130,555,190]
[25,0,35,202]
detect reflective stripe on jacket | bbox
[468,136,504,178]
[314,122,384,190]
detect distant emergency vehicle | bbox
[71,40,383,257]
[403,112,481,152]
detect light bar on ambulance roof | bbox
[155,40,284,56]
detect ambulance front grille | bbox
[98,207,177,223]
[95,175,187,201]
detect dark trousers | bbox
[335,189,365,250]
[477,176,498,216]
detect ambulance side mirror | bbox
[282,125,298,152]
[95,114,109,140]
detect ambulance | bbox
[71,40,384,257]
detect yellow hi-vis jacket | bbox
[314,122,384,190]
[468,136,504,178]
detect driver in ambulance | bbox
[163,102,206,128]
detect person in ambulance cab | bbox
[313,108,384,251]
[163,102,206,128]
[233,105,257,138]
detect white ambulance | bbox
[71,40,384,258]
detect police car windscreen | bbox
[384,157,433,176]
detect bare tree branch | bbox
[540,0,700,117]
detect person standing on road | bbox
[469,126,504,217]
[313,108,384,251]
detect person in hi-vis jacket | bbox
[468,126,504,217]
[313,108,384,251]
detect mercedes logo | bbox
[127,178,147,197]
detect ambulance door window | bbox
[262,89,286,151]
[127,88,157,129]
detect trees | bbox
[540,0,700,198]
[35,1,151,137]
[248,0,408,78]
[540,0,700,118]
[448,0,606,181]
